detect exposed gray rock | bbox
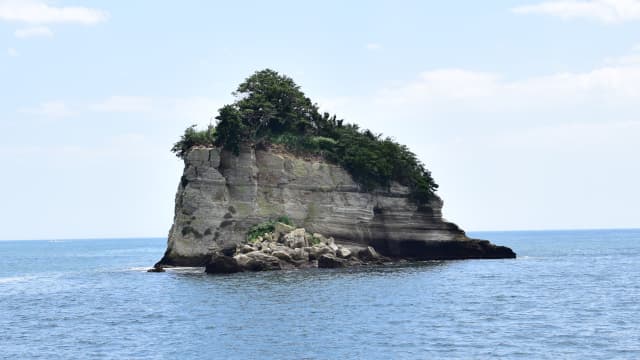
[318,254,347,268]
[327,242,339,252]
[243,251,281,271]
[274,222,294,240]
[307,244,335,260]
[233,254,251,267]
[358,246,381,261]
[283,228,308,249]
[157,146,515,266]
[290,248,309,262]
[239,244,256,254]
[336,247,352,259]
[272,250,293,263]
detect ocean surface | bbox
[1,229,639,359]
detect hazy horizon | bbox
[2,0,640,240]
[2,227,639,242]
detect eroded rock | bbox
[283,228,308,249]
[156,147,515,267]
[272,250,293,263]
[147,265,165,273]
[205,254,242,274]
[239,244,256,254]
[336,247,351,259]
[318,254,346,268]
[307,244,335,260]
[243,251,281,271]
[202,226,396,274]
[290,248,309,261]
[274,222,294,240]
[358,246,381,261]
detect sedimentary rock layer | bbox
[157,146,514,266]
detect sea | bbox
[1,229,638,359]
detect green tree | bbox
[171,124,216,158]
[213,105,245,155]
[233,69,319,140]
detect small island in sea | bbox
[151,69,515,273]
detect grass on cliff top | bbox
[171,69,439,207]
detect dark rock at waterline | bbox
[387,239,516,260]
[155,254,210,267]
[204,254,242,274]
[147,265,165,273]
[357,246,382,262]
[220,243,237,257]
[242,252,282,272]
[205,251,283,274]
[317,254,347,268]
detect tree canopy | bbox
[172,69,439,206]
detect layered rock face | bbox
[156,146,514,266]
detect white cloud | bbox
[633,43,640,51]
[17,95,222,123]
[512,0,640,23]
[0,0,108,25]
[14,25,52,38]
[20,101,74,118]
[373,65,640,110]
[89,96,154,113]
[485,120,640,151]
[365,43,382,50]
[376,69,500,104]
[7,47,18,56]
[605,53,640,65]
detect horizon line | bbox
[1,227,639,241]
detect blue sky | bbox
[1,0,639,240]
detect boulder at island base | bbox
[317,254,347,268]
[205,226,382,273]
[204,254,242,274]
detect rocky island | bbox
[152,69,515,273]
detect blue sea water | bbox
[1,229,639,359]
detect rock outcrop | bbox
[155,146,515,267]
[204,225,380,274]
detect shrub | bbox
[275,215,293,226]
[310,235,322,245]
[171,124,216,158]
[246,215,294,242]
[246,221,275,243]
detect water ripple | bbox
[1,232,640,359]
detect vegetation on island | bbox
[247,216,294,243]
[171,69,439,206]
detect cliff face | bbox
[157,146,514,266]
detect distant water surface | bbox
[1,229,639,359]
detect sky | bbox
[1,0,639,240]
